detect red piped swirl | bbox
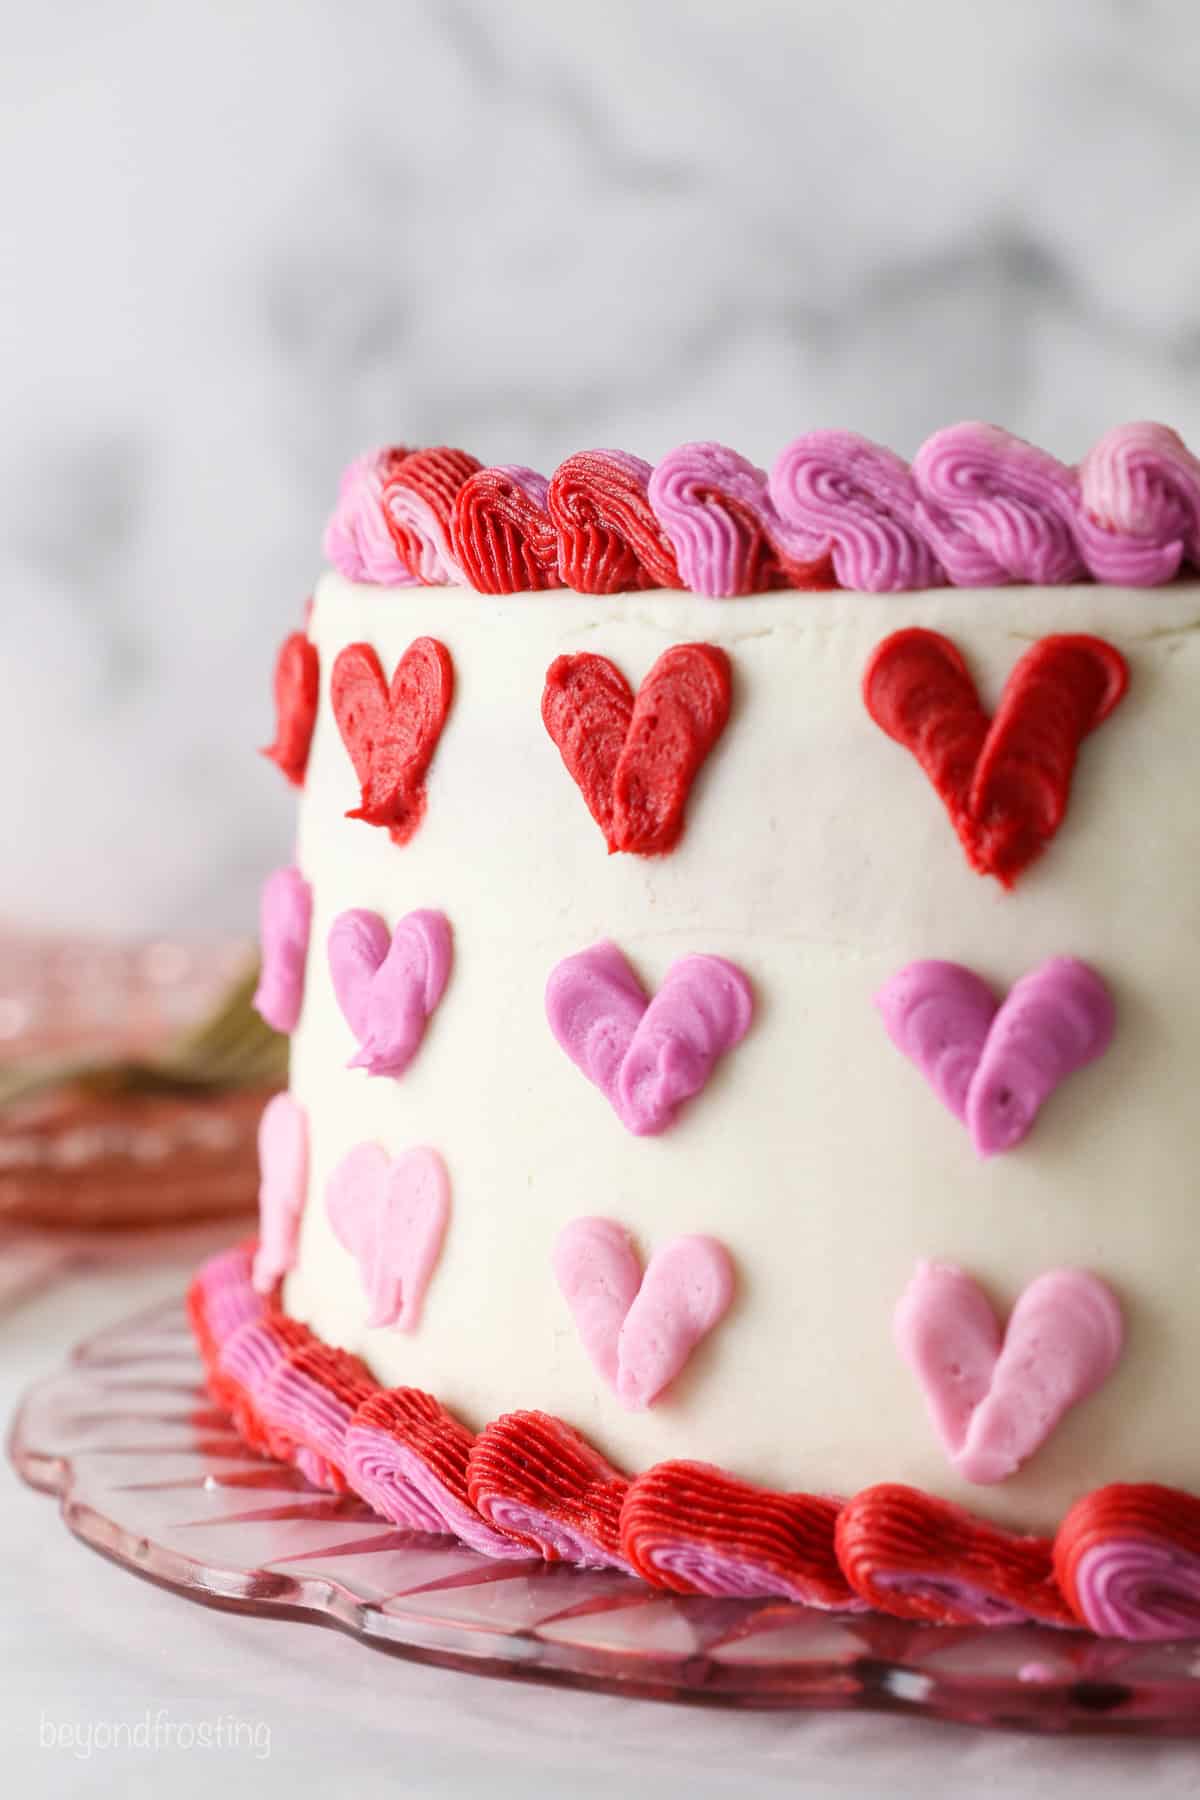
[261,1340,378,1494]
[382,447,482,583]
[351,1386,474,1510]
[450,465,562,593]
[547,451,682,593]
[467,1411,629,1567]
[621,1460,856,1608]
[261,631,320,787]
[282,1340,375,1412]
[836,1484,1072,1627]
[345,1387,529,1557]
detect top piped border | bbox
[323,424,1200,597]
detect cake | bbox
[190,425,1200,1640]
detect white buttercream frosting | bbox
[284,572,1200,1532]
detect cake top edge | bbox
[323,424,1200,599]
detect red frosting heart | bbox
[835,1483,1073,1627]
[261,630,320,787]
[542,643,732,855]
[863,628,1128,886]
[330,637,454,846]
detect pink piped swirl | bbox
[322,447,418,585]
[647,441,831,595]
[912,423,1085,585]
[769,431,946,591]
[1072,1539,1200,1640]
[1076,422,1200,584]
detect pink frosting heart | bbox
[327,907,452,1080]
[552,1216,734,1411]
[875,955,1115,1156]
[252,1093,309,1295]
[895,1260,1124,1485]
[252,865,312,1034]
[325,1143,451,1332]
[545,941,753,1135]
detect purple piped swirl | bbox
[262,1363,356,1473]
[1076,422,1200,584]
[873,1569,1034,1627]
[639,1539,866,1608]
[912,423,1084,585]
[648,441,820,595]
[342,1422,529,1557]
[769,431,946,591]
[196,1245,265,1347]
[476,1496,622,1570]
[1072,1538,1200,1640]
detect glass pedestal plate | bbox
[10,1293,1200,1732]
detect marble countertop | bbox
[5,0,1200,939]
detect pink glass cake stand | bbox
[10,1294,1200,1733]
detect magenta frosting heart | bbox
[252,1093,308,1295]
[545,941,753,1136]
[327,907,452,1080]
[895,1260,1124,1484]
[325,1143,450,1332]
[875,955,1115,1156]
[552,1216,734,1411]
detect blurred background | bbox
[5,0,1200,936]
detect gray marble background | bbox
[5,0,1199,934]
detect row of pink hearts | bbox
[255,1094,1123,1488]
[255,872,1116,1158]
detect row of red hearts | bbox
[263,625,1129,889]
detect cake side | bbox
[280,570,1200,1535]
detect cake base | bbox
[11,1283,1200,1726]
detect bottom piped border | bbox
[188,1241,1200,1642]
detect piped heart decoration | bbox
[327,907,452,1079]
[252,1094,309,1295]
[330,636,454,846]
[542,643,732,855]
[894,1260,1124,1485]
[545,941,753,1136]
[325,1143,451,1332]
[875,955,1114,1156]
[863,628,1128,886]
[552,1216,734,1410]
[252,865,312,1034]
[261,629,320,787]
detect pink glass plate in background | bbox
[0,934,274,1250]
[10,1294,1200,1731]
